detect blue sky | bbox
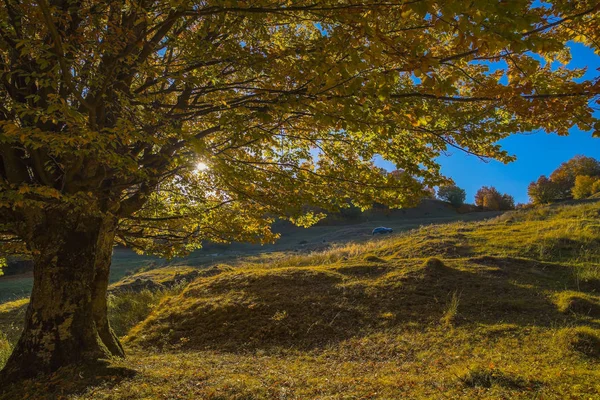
[377,42,600,204]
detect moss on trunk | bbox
[0,211,124,382]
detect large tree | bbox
[0,0,599,380]
[474,186,515,211]
[528,175,560,204]
[437,185,466,207]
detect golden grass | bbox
[0,333,10,370]
[554,291,600,318]
[555,326,600,358]
[108,287,185,338]
[0,299,27,345]
[110,265,201,289]
[2,201,600,399]
[7,326,599,399]
[440,289,461,327]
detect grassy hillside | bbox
[1,201,600,399]
[0,201,499,303]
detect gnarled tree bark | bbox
[0,210,124,382]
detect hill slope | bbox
[1,201,600,399]
[0,199,499,303]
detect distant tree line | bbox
[312,156,600,218]
[437,155,600,210]
[528,156,600,204]
[436,184,514,211]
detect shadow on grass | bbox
[0,361,136,400]
[469,255,600,292]
[460,367,543,390]
[127,255,596,352]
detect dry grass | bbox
[1,201,600,399]
[440,289,461,327]
[554,291,600,318]
[5,327,599,399]
[0,299,27,345]
[0,299,28,372]
[108,286,185,338]
[555,326,600,358]
[0,333,10,370]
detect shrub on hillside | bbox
[550,155,600,199]
[437,185,466,207]
[572,175,600,199]
[515,203,534,210]
[474,186,514,211]
[108,288,176,338]
[528,175,560,204]
[456,204,480,213]
[500,193,515,210]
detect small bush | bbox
[108,289,175,337]
[440,291,460,327]
[515,202,535,210]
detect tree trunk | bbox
[0,211,124,382]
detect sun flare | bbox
[195,162,209,172]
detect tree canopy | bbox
[572,175,600,199]
[475,186,515,211]
[528,175,560,204]
[1,0,599,258]
[528,155,600,203]
[549,155,600,199]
